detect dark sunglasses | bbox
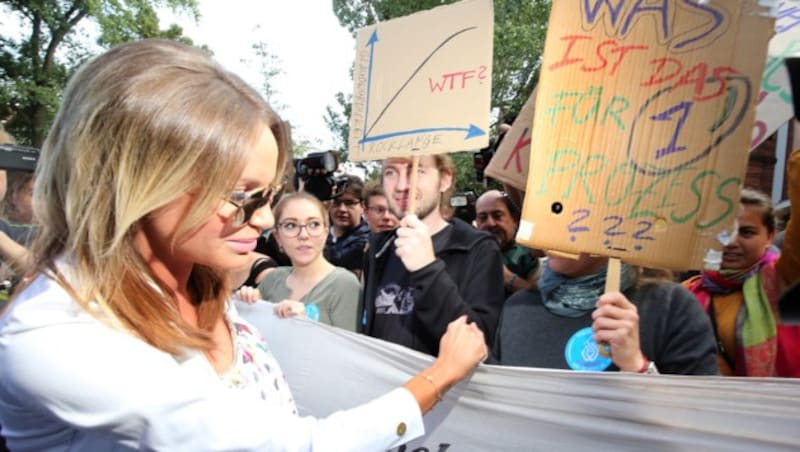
[226,185,281,227]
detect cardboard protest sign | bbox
[752,1,800,149]
[489,3,796,193]
[519,0,775,270]
[484,88,536,190]
[347,0,493,162]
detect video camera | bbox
[293,151,340,201]
[0,143,39,172]
[450,191,477,224]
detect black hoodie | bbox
[359,218,505,355]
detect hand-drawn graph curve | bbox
[347,0,494,161]
[360,27,483,143]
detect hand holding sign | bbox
[395,214,436,272]
[592,292,646,373]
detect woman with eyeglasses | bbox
[236,192,361,331]
[0,40,487,450]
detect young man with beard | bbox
[360,155,505,356]
[325,175,370,276]
[474,190,540,295]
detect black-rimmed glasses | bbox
[277,220,326,238]
[225,185,281,227]
[331,198,361,208]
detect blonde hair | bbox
[30,39,290,354]
[432,154,456,211]
[363,179,386,207]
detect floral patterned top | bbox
[220,318,297,415]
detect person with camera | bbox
[0,172,36,246]
[0,131,32,300]
[325,174,370,276]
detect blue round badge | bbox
[565,327,612,371]
[305,303,320,322]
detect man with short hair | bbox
[325,175,369,274]
[360,155,504,356]
[363,181,399,233]
[474,189,540,295]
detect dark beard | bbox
[389,196,439,221]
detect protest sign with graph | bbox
[347,0,493,162]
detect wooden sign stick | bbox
[407,156,420,216]
[604,257,621,293]
[599,257,621,358]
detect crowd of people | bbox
[238,145,798,379]
[0,38,797,449]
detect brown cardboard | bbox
[753,0,800,148]
[484,88,537,190]
[518,0,775,271]
[347,0,493,162]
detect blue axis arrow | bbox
[359,124,486,144]
[362,30,379,147]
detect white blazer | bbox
[0,272,423,451]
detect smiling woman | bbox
[0,39,487,450]
[684,177,800,378]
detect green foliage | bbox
[238,34,317,158]
[240,32,285,112]
[292,134,324,158]
[0,0,199,145]
[451,151,502,195]
[332,0,456,34]
[327,0,551,192]
[492,0,550,124]
[323,91,351,157]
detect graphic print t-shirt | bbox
[371,225,453,352]
[371,246,417,349]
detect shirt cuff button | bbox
[396,422,407,436]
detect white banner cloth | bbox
[238,302,800,451]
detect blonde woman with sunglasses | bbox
[0,40,487,451]
[236,192,361,331]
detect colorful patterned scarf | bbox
[685,248,780,376]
